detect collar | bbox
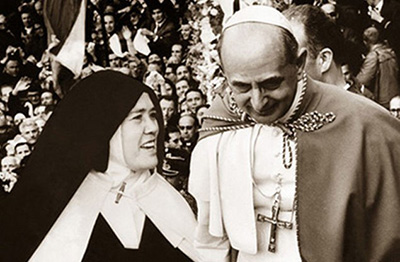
[199,73,312,139]
[371,43,384,51]
[343,82,351,90]
[156,18,166,28]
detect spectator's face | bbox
[181,24,191,40]
[35,118,46,131]
[1,157,18,173]
[14,114,26,126]
[41,92,55,106]
[34,1,43,16]
[129,61,140,78]
[221,24,300,124]
[176,65,190,81]
[178,115,195,141]
[130,12,140,25]
[289,22,320,81]
[21,125,40,145]
[0,86,13,103]
[166,131,182,149]
[160,99,175,122]
[171,44,183,61]
[180,101,190,114]
[152,8,165,23]
[104,15,115,34]
[109,54,121,68]
[120,93,159,172]
[196,106,208,125]
[390,98,400,119]
[34,105,47,119]
[16,144,31,159]
[164,67,177,83]
[186,91,204,113]
[321,4,337,23]
[161,81,173,96]
[4,60,20,77]
[176,80,190,102]
[366,0,377,6]
[27,91,41,106]
[341,64,352,84]
[148,54,161,64]
[21,12,32,28]
[0,15,7,31]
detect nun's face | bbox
[121,93,159,172]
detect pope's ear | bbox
[296,48,307,75]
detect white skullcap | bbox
[223,5,294,35]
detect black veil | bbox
[0,70,165,262]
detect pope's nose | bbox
[250,87,268,113]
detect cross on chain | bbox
[256,193,293,253]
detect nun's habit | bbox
[0,71,198,262]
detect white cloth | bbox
[134,29,151,56]
[190,125,302,261]
[375,0,384,13]
[109,33,125,57]
[30,126,200,261]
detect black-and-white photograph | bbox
[0,0,399,261]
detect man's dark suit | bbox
[148,18,179,59]
[378,0,400,61]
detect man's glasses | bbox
[179,125,193,131]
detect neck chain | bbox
[249,125,296,215]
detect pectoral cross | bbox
[257,193,293,253]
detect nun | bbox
[0,71,199,261]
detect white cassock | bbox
[190,86,304,262]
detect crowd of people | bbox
[0,0,399,208]
[0,0,400,261]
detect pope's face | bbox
[221,23,300,124]
[120,93,159,172]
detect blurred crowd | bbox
[0,0,399,210]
